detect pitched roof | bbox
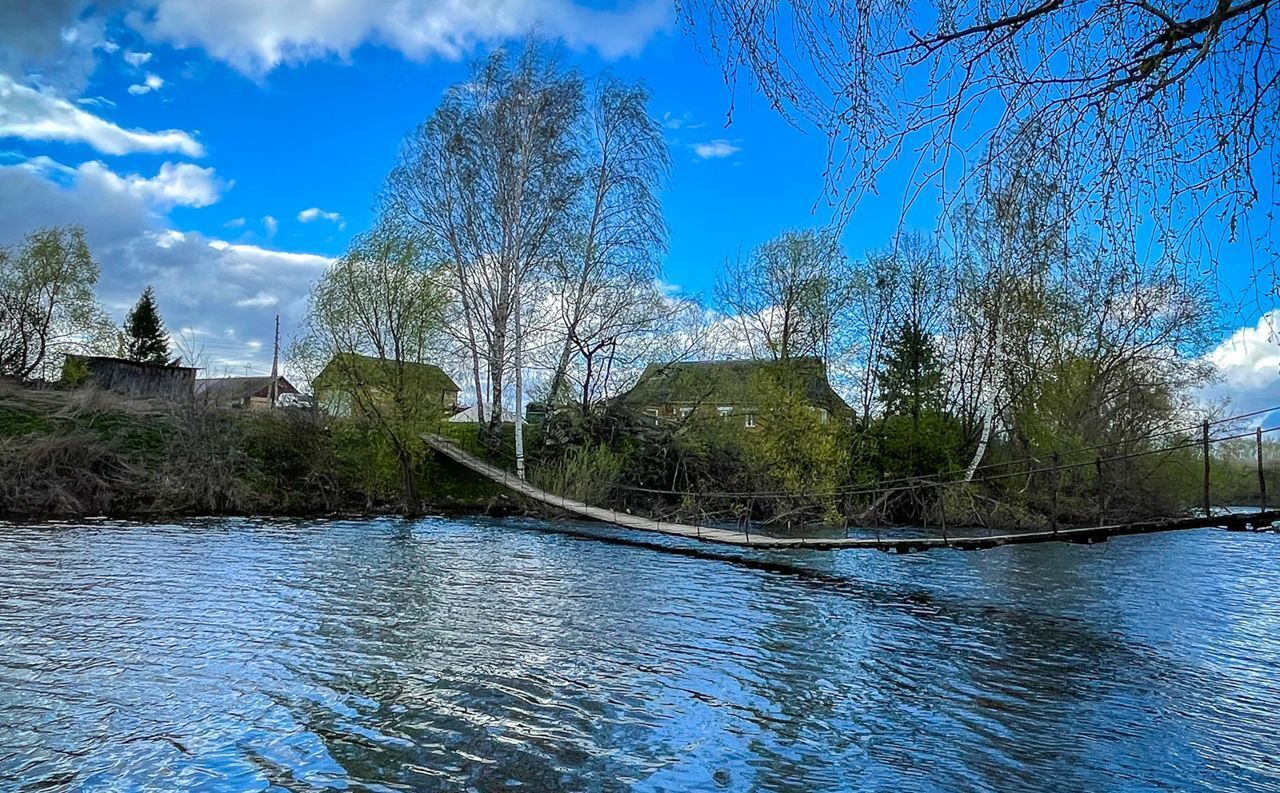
[313,353,460,394]
[196,375,298,403]
[65,354,197,372]
[621,357,853,415]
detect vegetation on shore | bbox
[0,383,501,520]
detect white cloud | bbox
[297,206,344,229]
[693,139,741,159]
[224,217,246,228]
[0,2,113,93]
[15,156,226,209]
[662,111,703,131]
[236,290,280,308]
[127,73,165,95]
[0,74,203,156]
[131,0,670,75]
[123,50,153,66]
[76,95,116,109]
[82,160,226,208]
[262,215,278,236]
[1203,310,1280,416]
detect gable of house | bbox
[313,353,460,415]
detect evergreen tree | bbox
[121,286,170,364]
[876,320,944,420]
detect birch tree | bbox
[544,75,670,405]
[682,0,1279,284]
[296,227,449,508]
[385,44,584,477]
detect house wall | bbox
[316,387,458,418]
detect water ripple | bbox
[2,517,1280,791]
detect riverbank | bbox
[0,384,507,521]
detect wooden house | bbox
[196,375,298,410]
[619,357,853,428]
[313,353,459,418]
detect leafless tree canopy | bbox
[681,0,1279,287]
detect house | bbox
[619,357,853,428]
[196,375,298,410]
[61,354,196,400]
[313,353,460,418]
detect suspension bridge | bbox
[424,408,1280,552]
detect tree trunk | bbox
[398,448,419,516]
[513,284,526,479]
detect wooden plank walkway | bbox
[425,435,1280,553]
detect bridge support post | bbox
[1259,427,1268,514]
[1203,419,1212,519]
[938,482,948,543]
[1096,455,1105,527]
[1051,451,1060,535]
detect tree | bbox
[121,286,171,364]
[0,225,113,381]
[682,0,1279,282]
[384,42,584,478]
[544,74,672,406]
[877,321,946,421]
[716,229,855,364]
[296,226,450,509]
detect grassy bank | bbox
[0,384,504,521]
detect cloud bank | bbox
[0,74,203,156]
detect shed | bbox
[61,355,196,400]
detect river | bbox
[1,517,1278,792]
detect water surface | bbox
[2,516,1279,792]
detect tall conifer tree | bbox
[122,286,170,364]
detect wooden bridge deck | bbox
[425,435,1280,552]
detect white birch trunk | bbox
[962,291,1004,482]
[513,279,526,480]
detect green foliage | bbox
[0,384,500,519]
[59,355,89,387]
[0,225,114,380]
[121,286,171,364]
[872,411,967,480]
[876,320,945,419]
[296,226,451,510]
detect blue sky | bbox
[0,0,1275,413]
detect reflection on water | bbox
[2,516,1279,792]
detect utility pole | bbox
[269,313,280,408]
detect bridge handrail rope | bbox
[435,407,1278,514]
[448,406,1278,490]
[602,417,1280,500]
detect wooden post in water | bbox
[1258,427,1267,513]
[1202,419,1212,518]
[1050,451,1060,535]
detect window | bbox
[744,413,757,428]
[717,406,733,418]
[680,406,694,419]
